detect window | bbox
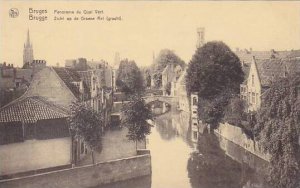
[193,111,197,114]
[193,131,198,140]
[193,97,197,106]
[81,142,84,154]
[252,92,255,103]
[248,92,251,103]
[252,75,254,86]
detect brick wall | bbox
[0,153,151,188]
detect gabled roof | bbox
[241,63,250,82]
[52,67,82,98]
[176,69,187,85]
[162,64,172,74]
[0,96,69,123]
[255,58,300,87]
[235,50,292,64]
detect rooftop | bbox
[0,96,69,123]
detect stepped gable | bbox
[0,96,69,123]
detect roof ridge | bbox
[51,67,78,99]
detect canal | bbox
[98,104,270,188]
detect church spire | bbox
[26,29,31,47]
[23,29,34,65]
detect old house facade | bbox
[0,96,71,176]
[240,56,300,112]
[0,65,110,174]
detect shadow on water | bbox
[187,133,269,188]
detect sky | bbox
[1,1,300,68]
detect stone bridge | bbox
[142,95,176,105]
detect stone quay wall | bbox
[214,122,271,162]
[0,151,151,188]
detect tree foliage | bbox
[121,95,153,149]
[116,59,144,95]
[152,49,185,88]
[254,74,300,188]
[68,102,103,163]
[185,41,244,128]
[224,96,246,127]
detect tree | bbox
[224,96,245,127]
[116,59,144,95]
[121,95,153,151]
[254,74,300,188]
[186,41,244,128]
[68,102,103,164]
[152,49,185,88]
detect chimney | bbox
[249,47,252,52]
[236,48,240,52]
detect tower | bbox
[113,52,120,69]
[23,29,34,65]
[112,52,120,91]
[196,27,205,49]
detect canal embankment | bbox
[0,150,151,188]
[214,122,271,162]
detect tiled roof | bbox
[286,50,300,59]
[255,58,300,87]
[52,67,82,98]
[77,70,92,90]
[242,63,250,81]
[235,50,292,64]
[0,96,69,123]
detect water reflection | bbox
[188,133,254,188]
[97,107,269,188]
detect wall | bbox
[0,153,151,188]
[0,137,71,176]
[24,67,77,108]
[214,122,270,162]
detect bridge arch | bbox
[142,95,175,106]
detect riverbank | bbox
[0,150,151,188]
[214,122,271,162]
